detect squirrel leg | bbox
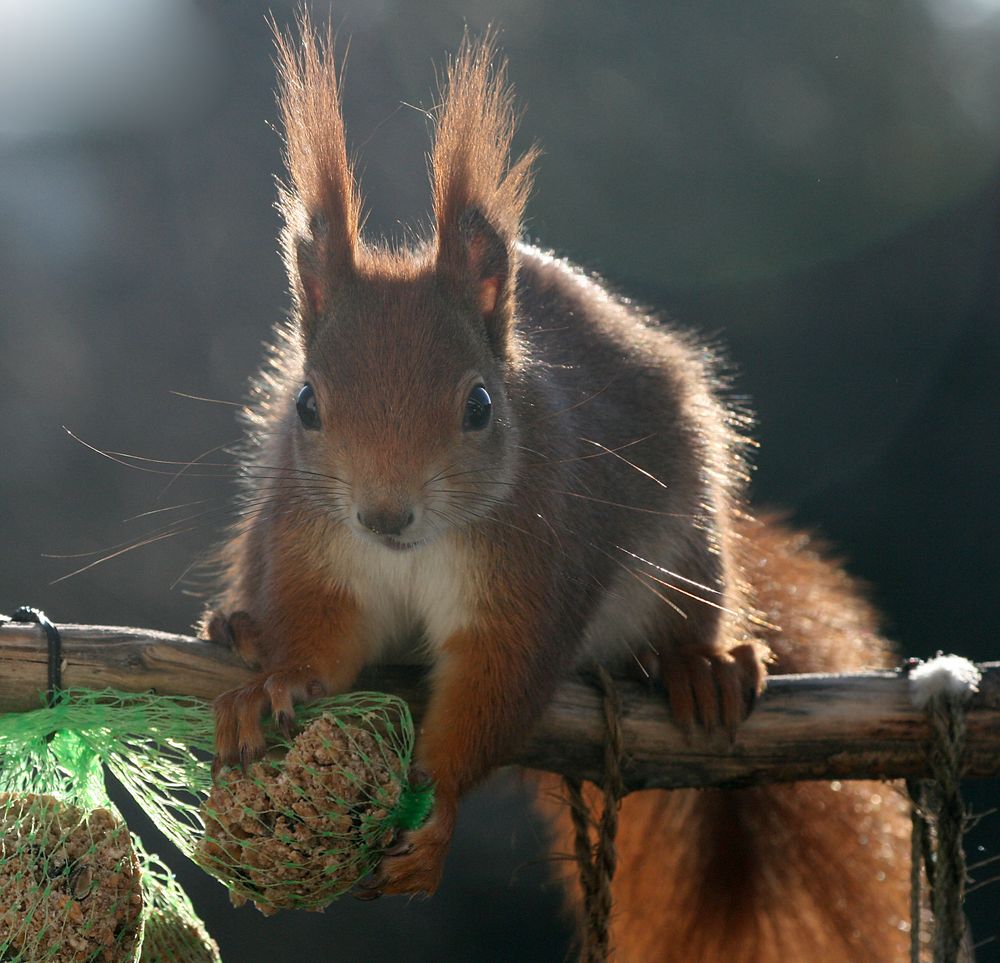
[211,589,366,772]
[365,613,574,898]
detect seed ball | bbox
[0,793,143,963]
[197,714,403,913]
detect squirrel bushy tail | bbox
[536,519,917,962]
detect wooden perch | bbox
[0,620,997,792]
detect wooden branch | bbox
[1,620,998,792]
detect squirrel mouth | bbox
[380,536,422,552]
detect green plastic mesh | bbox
[132,840,220,963]
[1,688,432,918]
[0,728,144,962]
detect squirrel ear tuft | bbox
[273,12,361,332]
[431,32,537,350]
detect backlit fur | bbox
[204,17,915,950]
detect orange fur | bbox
[379,614,562,895]
[211,510,367,768]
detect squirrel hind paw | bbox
[660,643,767,735]
[366,809,455,899]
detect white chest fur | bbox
[322,532,476,662]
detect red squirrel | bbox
[204,16,916,959]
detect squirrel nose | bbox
[357,506,415,537]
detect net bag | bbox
[133,841,220,963]
[94,689,434,914]
[0,727,144,963]
[2,689,432,918]
[195,706,432,913]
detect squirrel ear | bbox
[430,33,536,352]
[438,205,513,344]
[280,196,356,337]
[273,13,361,335]
[291,211,350,321]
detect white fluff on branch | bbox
[908,654,982,710]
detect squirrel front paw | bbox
[212,666,328,772]
[356,796,456,899]
[659,642,769,734]
[203,609,263,666]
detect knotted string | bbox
[565,666,626,963]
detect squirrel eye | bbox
[463,384,492,432]
[296,383,321,431]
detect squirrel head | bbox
[272,16,536,551]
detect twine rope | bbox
[908,657,979,963]
[926,693,971,962]
[565,666,626,963]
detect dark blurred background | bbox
[1,1,997,959]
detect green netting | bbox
[0,730,144,962]
[132,840,220,963]
[1,688,432,917]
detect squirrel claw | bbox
[239,743,254,773]
[384,837,413,858]
[353,870,386,900]
[275,710,295,741]
[408,765,432,788]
